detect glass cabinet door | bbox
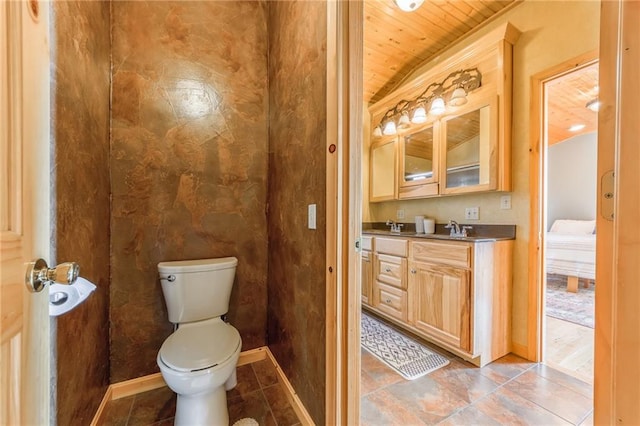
[398,123,439,199]
[441,96,497,193]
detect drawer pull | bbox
[410,269,417,274]
[385,267,392,272]
[385,299,392,303]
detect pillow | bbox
[549,219,596,235]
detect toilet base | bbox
[175,386,228,426]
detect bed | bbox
[545,219,596,293]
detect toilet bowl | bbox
[156,257,241,426]
[158,318,241,425]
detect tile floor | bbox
[100,359,300,426]
[361,346,594,426]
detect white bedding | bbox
[545,233,596,280]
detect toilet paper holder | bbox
[25,258,79,293]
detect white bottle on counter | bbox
[415,215,425,233]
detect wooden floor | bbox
[544,316,594,384]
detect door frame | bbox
[325,1,363,424]
[526,51,598,362]
[332,0,639,424]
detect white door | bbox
[0,1,51,424]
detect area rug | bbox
[361,312,449,380]
[546,274,594,329]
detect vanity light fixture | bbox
[372,67,482,137]
[394,0,425,12]
[586,98,600,112]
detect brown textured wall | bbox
[52,1,111,424]
[267,2,327,424]
[110,1,269,382]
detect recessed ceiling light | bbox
[569,124,586,132]
[586,99,601,112]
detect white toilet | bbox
[157,257,242,426]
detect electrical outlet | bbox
[396,209,405,219]
[465,207,479,220]
[500,195,512,210]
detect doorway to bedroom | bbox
[541,61,599,384]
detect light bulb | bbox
[383,120,397,136]
[397,112,411,130]
[411,107,427,124]
[449,87,468,107]
[429,97,446,116]
[372,125,382,138]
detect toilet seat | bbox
[159,320,241,373]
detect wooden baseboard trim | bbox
[265,347,315,426]
[89,386,112,426]
[511,342,529,359]
[237,346,267,366]
[111,372,166,400]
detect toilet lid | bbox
[159,321,241,372]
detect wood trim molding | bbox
[511,342,528,359]
[265,348,315,426]
[89,347,270,426]
[526,50,598,363]
[326,1,363,425]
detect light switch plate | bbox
[308,204,316,229]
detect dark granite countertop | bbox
[362,222,516,242]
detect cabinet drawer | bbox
[410,241,471,268]
[374,282,407,322]
[361,236,374,251]
[375,254,407,290]
[375,237,408,257]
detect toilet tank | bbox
[157,257,238,324]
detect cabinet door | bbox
[409,261,471,352]
[361,251,373,305]
[398,122,439,199]
[440,95,498,194]
[370,137,397,202]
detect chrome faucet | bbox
[445,220,473,237]
[385,220,404,233]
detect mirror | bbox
[442,97,496,192]
[402,125,436,184]
[370,138,396,202]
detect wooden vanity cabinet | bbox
[363,234,513,367]
[371,237,409,321]
[409,239,513,365]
